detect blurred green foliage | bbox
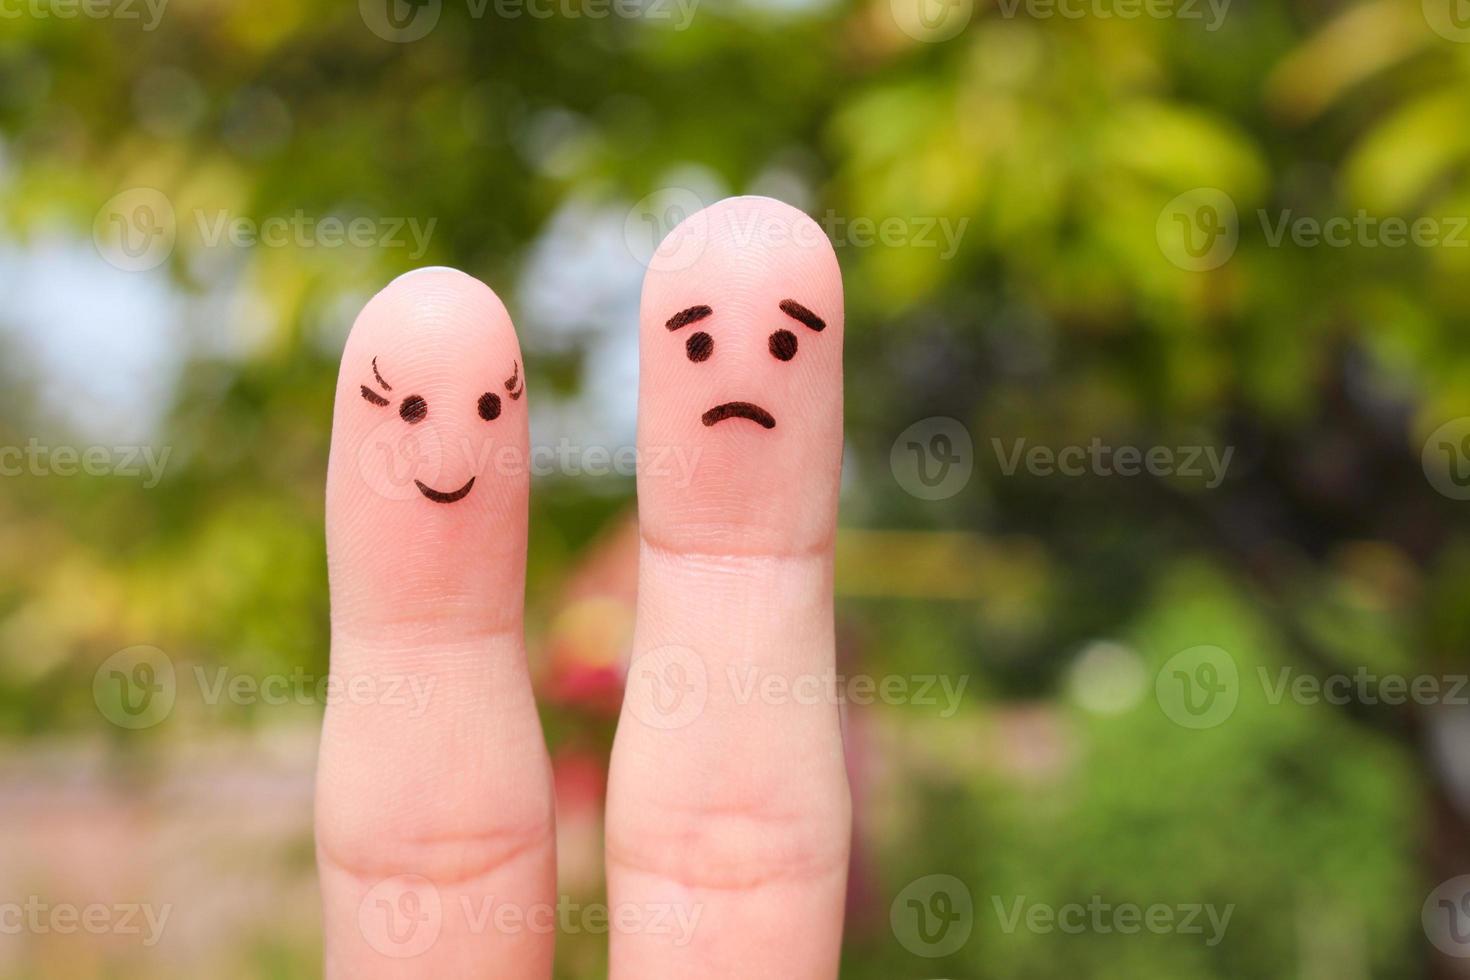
[4,0,1470,975]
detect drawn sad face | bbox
[638,196,844,552]
[662,298,829,430]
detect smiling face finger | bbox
[326,267,529,631]
[637,196,844,554]
[319,267,553,979]
[343,307,523,511]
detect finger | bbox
[315,267,555,978]
[606,197,850,978]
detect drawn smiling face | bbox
[358,354,523,503]
[329,267,530,519]
[637,196,844,554]
[326,267,531,629]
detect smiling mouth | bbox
[702,402,776,429]
[415,477,476,504]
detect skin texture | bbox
[316,268,555,978]
[606,196,851,978]
[315,196,849,977]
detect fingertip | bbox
[319,266,555,980]
[356,266,515,345]
[642,198,842,333]
[326,267,530,635]
[637,196,844,555]
[386,264,466,285]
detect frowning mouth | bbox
[415,477,476,504]
[702,402,776,429]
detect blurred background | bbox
[4,0,1470,975]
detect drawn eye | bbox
[399,395,428,424]
[478,392,502,421]
[769,329,798,361]
[686,331,713,362]
[361,356,397,406]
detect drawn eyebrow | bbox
[665,305,713,331]
[372,356,392,391]
[779,299,825,332]
[505,360,524,400]
[360,385,389,406]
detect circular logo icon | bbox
[890,0,973,42]
[891,417,974,501]
[625,644,707,731]
[890,874,973,958]
[358,874,443,958]
[360,0,441,42]
[1157,188,1238,271]
[1155,645,1238,729]
[354,412,447,502]
[93,188,176,272]
[1424,0,1470,43]
[1425,876,1470,957]
[623,187,710,273]
[93,645,177,730]
[1423,418,1470,500]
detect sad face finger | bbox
[637,196,844,554]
